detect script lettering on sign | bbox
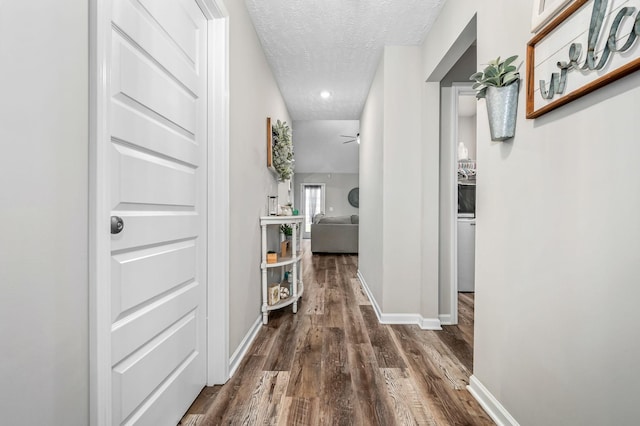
[527,0,640,118]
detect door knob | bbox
[111,216,124,234]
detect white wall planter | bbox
[485,80,519,141]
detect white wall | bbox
[293,173,359,218]
[0,1,89,424]
[228,0,290,352]
[381,47,423,313]
[359,47,423,314]
[419,0,640,423]
[358,55,385,304]
[459,115,476,160]
[472,1,640,423]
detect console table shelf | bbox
[260,215,304,324]
[261,253,303,269]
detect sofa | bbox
[310,214,359,253]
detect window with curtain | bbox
[304,185,322,233]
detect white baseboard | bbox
[468,375,519,426]
[419,316,442,330]
[357,270,442,330]
[439,314,452,325]
[228,315,262,379]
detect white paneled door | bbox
[109,0,207,424]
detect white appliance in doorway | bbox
[457,217,476,292]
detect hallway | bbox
[180,249,492,425]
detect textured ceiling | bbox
[245,0,446,120]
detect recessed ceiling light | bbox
[320,90,331,99]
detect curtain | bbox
[304,185,322,233]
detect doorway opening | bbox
[424,10,477,384]
[437,42,477,327]
[453,86,477,318]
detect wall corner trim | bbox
[439,314,453,325]
[468,375,520,426]
[357,270,442,330]
[228,316,262,379]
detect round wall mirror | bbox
[348,187,359,208]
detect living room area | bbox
[290,120,360,254]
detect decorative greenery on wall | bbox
[272,119,294,181]
[470,56,521,141]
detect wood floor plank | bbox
[262,316,295,371]
[324,287,345,328]
[286,324,323,398]
[342,294,369,345]
[394,324,469,390]
[300,280,325,316]
[350,277,370,305]
[280,397,320,426]
[180,386,221,415]
[381,368,437,426]
[457,292,475,348]
[438,324,474,373]
[263,313,311,371]
[390,325,493,425]
[346,342,397,426]
[177,414,203,426]
[320,327,354,426]
[197,354,266,426]
[231,371,289,425]
[182,243,493,425]
[340,269,369,345]
[250,311,285,357]
[360,305,407,369]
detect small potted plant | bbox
[470,55,521,141]
[280,224,293,239]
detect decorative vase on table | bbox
[280,205,293,216]
[485,80,519,141]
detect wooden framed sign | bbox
[526,0,640,118]
[532,0,574,32]
[266,116,275,172]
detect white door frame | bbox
[299,183,326,238]
[447,83,475,326]
[88,1,230,424]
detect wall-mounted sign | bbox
[266,117,275,172]
[526,0,640,118]
[531,0,574,32]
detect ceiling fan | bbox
[340,132,360,144]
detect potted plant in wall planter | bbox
[470,55,521,141]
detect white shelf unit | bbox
[260,215,304,324]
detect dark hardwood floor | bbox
[179,246,492,425]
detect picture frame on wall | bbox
[531,0,573,32]
[266,116,275,172]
